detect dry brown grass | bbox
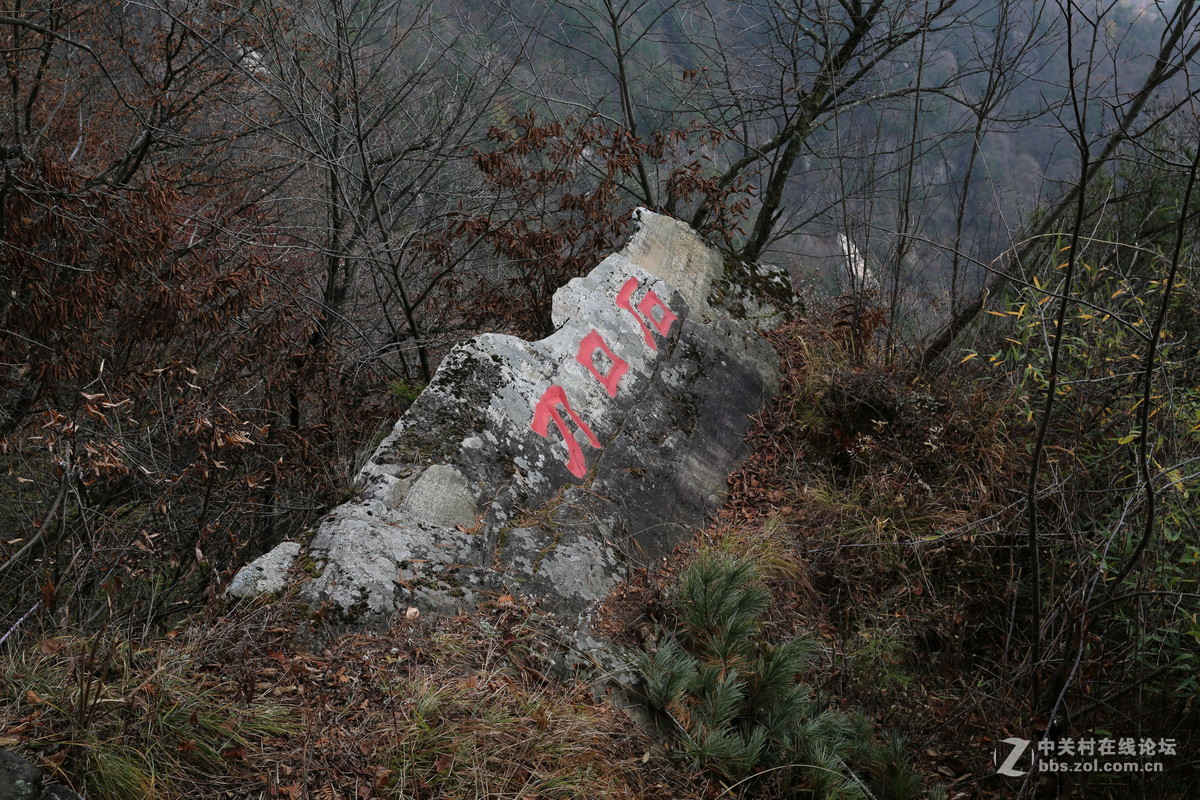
[1,597,705,799]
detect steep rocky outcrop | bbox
[229,210,793,630]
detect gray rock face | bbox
[0,748,41,800]
[229,209,792,625]
[397,465,478,529]
[225,541,300,597]
[0,748,83,800]
[44,788,84,800]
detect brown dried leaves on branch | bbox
[426,111,754,338]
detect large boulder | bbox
[229,210,793,626]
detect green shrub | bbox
[637,552,933,800]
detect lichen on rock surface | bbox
[229,209,795,632]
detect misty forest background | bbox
[2,0,1200,797]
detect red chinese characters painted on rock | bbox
[530,386,601,479]
[575,330,627,398]
[615,276,678,350]
[530,277,681,478]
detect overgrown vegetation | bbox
[666,297,1200,797]
[637,552,933,799]
[1,626,294,798]
[1,601,702,799]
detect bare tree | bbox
[239,0,520,386]
[921,0,1200,367]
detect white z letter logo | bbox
[996,737,1031,776]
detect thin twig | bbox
[0,600,42,648]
